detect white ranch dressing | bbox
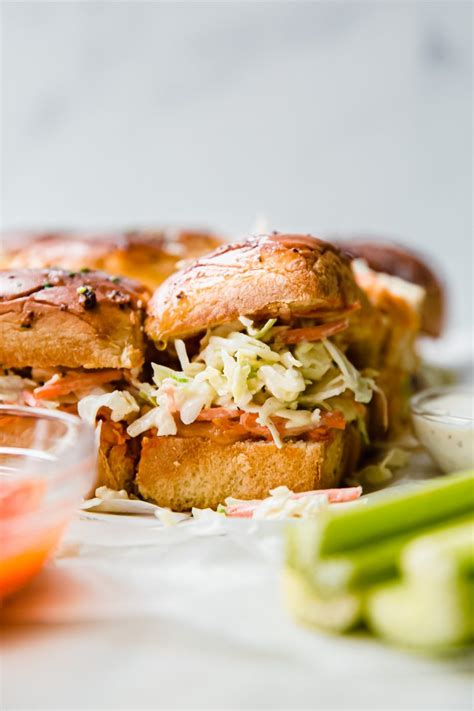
[412,389,474,473]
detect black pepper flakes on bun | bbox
[0,268,150,369]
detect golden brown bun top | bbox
[333,238,445,337]
[0,229,223,288]
[1,231,115,269]
[146,233,361,343]
[0,268,149,313]
[0,268,149,370]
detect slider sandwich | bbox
[332,241,437,432]
[333,238,444,337]
[1,229,222,289]
[0,237,423,510]
[130,234,403,511]
[0,268,149,490]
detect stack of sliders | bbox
[0,233,424,510]
[0,228,222,289]
[284,469,474,651]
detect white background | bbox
[1,2,472,327]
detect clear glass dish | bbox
[410,385,474,473]
[0,405,96,598]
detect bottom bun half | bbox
[135,426,362,511]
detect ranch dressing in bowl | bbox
[411,386,474,473]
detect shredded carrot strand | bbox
[34,370,122,400]
[277,318,349,344]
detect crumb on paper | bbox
[154,508,190,526]
[347,446,411,488]
[95,486,130,501]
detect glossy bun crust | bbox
[334,239,445,337]
[146,234,361,343]
[0,269,149,369]
[1,229,222,289]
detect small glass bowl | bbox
[410,385,474,473]
[0,405,96,598]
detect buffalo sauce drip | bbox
[142,409,346,447]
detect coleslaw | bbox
[127,317,376,447]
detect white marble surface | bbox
[1,2,472,329]
[3,507,473,711]
[3,425,474,711]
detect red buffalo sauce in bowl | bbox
[0,406,95,598]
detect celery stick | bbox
[282,567,363,634]
[367,519,474,650]
[367,577,474,650]
[310,530,418,595]
[286,519,319,572]
[317,470,474,557]
[402,518,474,582]
[310,514,473,596]
[287,471,474,577]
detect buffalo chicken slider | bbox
[0,269,149,490]
[1,229,222,289]
[333,238,444,338]
[133,234,384,510]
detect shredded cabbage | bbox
[127,318,375,445]
[299,370,347,405]
[0,373,38,406]
[78,390,140,425]
[293,342,332,381]
[127,392,178,438]
[348,447,410,487]
[238,316,277,339]
[322,339,375,403]
[223,486,330,520]
[174,339,190,370]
